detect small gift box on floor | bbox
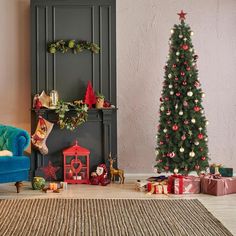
[210,164,233,177]
[201,175,236,196]
[168,175,200,194]
[147,181,168,195]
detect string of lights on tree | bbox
[155,10,209,175]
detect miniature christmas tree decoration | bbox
[84,81,96,108]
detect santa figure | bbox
[90,164,110,186]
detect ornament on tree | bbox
[191,118,196,123]
[182,44,189,50]
[183,101,188,107]
[186,67,191,71]
[182,81,187,86]
[164,97,169,101]
[163,128,167,133]
[166,110,171,116]
[169,84,173,88]
[194,106,200,112]
[169,152,176,158]
[195,165,200,170]
[174,168,179,174]
[181,135,186,141]
[172,124,179,131]
[187,91,193,97]
[178,10,187,20]
[176,92,181,97]
[176,51,180,56]
[174,77,179,81]
[189,151,195,157]
[179,111,183,116]
[180,72,185,76]
[180,147,184,152]
[179,34,183,39]
[168,73,172,78]
[160,106,165,111]
[170,91,174,95]
[184,120,189,125]
[198,133,204,139]
[201,156,206,161]
[84,81,96,108]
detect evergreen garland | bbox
[48,40,100,54]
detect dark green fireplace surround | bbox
[31,0,117,179]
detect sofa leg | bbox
[15,182,23,193]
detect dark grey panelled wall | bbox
[31,0,116,179]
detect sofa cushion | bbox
[0,156,30,173]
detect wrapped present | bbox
[201,175,236,196]
[168,175,200,194]
[135,180,148,192]
[147,181,168,195]
[210,165,233,177]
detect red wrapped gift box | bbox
[201,176,236,196]
[168,175,200,194]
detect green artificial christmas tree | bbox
[155,11,209,174]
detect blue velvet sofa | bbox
[0,124,30,193]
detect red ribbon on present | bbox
[168,174,184,193]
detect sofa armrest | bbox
[0,125,30,156]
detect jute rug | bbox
[0,198,232,236]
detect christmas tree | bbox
[155,11,209,174]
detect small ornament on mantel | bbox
[84,81,96,109]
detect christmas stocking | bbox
[31,117,54,155]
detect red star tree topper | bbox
[178,10,187,20]
[84,81,96,108]
[41,161,60,180]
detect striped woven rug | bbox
[0,198,232,236]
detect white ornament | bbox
[171,29,174,34]
[170,91,174,95]
[189,130,192,135]
[199,127,202,131]
[189,151,195,157]
[202,93,205,98]
[176,58,180,62]
[180,147,184,153]
[205,138,208,141]
[194,99,199,103]
[191,118,196,123]
[155,150,159,155]
[190,31,194,36]
[169,40,172,45]
[174,168,179,174]
[179,34,183,39]
[189,48,193,52]
[175,104,178,109]
[200,110,204,114]
[176,51,180,56]
[168,84,173,88]
[187,91,193,97]
[192,62,195,66]
[194,141,199,146]
[160,106,165,111]
[163,128,167,133]
[183,37,187,41]
[168,74,172,79]
[179,111,183,116]
[206,120,209,125]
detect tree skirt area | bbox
[0,198,233,236]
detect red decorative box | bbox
[168,175,200,194]
[201,176,236,196]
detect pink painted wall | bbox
[0,0,236,173]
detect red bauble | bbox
[184,167,188,171]
[194,106,200,112]
[172,64,177,68]
[165,134,169,139]
[201,156,206,161]
[176,92,181,97]
[164,166,169,171]
[181,135,186,140]
[181,55,184,58]
[175,77,179,81]
[186,67,191,71]
[184,61,188,65]
[160,97,163,102]
[182,81,187,86]
[164,97,169,101]
[199,148,204,152]
[182,44,189,50]
[180,72,185,76]
[172,124,179,131]
[160,141,164,145]
[198,133,204,139]
[195,165,200,170]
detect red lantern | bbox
[63,141,90,184]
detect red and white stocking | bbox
[31,117,54,155]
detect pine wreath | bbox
[55,100,88,131]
